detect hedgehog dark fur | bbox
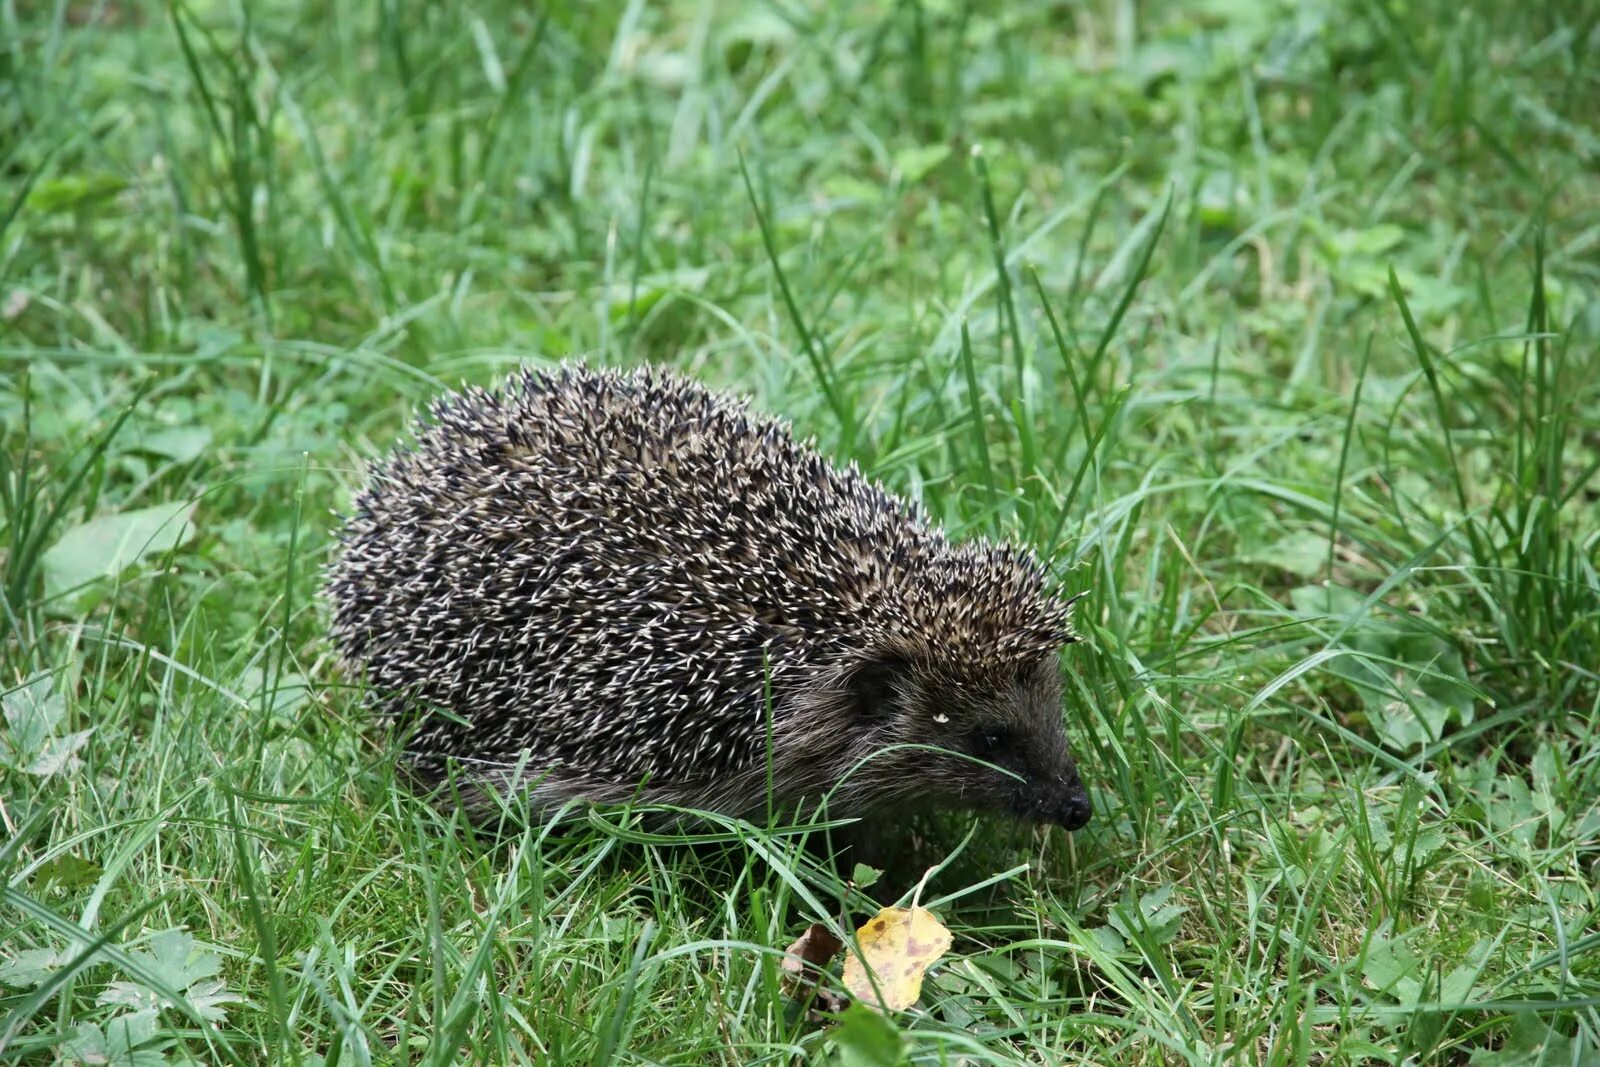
[326,363,1092,831]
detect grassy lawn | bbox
[3,1,1598,1063]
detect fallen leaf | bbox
[842,905,952,1011]
[780,922,847,1013]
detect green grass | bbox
[3,0,1598,1063]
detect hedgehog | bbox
[325,362,1092,832]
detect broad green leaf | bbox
[1244,530,1330,578]
[25,173,127,213]
[63,1009,170,1066]
[126,425,213,464]
[830,1002,906,1067]
[850,863,882,891]
[1107,883,1186,946]
[0,947,67,989]
[25,728,93,778]
[35,853,103,891]
[1360,929,1420,1002]
[42,502,197,601]
[98,929,240,1025]
[1085,925,1126,954]
[891,144,950,185]
[1,674,64,762]
[135,930,223,993]
[1,673,90,778]
[1468,1014,1600,1065]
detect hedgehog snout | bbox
[1012,752,1092,831]
[1005,762,1090,831]
[1050,772,1093,831]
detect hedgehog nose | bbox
[1054,785,1092,832]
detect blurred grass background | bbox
[2,1,1597,1063]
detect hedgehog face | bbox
[844,651,1092,831]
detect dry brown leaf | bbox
[780,922,848,1013]
[841,905,952,1011]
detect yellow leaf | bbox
[841,905,952,1012]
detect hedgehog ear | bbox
[845,650,912,724]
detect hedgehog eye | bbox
[976,728,1012,753]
